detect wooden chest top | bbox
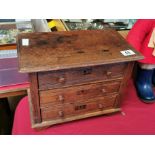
[17,29,143,73]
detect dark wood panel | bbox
[0,90,27,98]
[116,62,135,108]
[38,63,126,90]
[0,44,16,50]
[40,80,121,106]
[0,98,12,135]
[29,73,41,123]
[17,29,143,73]
[41,94,117,121]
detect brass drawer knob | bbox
[101,88,106,93]
[58,95,64,102]
[106,71,112,76]
[59,77,65,83]
[98,103,104,109]
[58,111,64,117]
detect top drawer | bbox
[38,63,127,90]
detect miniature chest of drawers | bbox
[17,29,143,128]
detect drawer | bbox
[39,80,121,107]
[41,94,117,121]
[38,63,127,90]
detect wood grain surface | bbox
[41,94,117,121]
[38,63,126,90]
[17,29,144,128]
[17,29,143,73]
[39,80,121,107]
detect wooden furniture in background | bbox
[0,30,29,99]
[0,49,29,99]
[17,29,143,128]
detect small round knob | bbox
[98,103,104,109]
[58,111,64,117]
[58,95,64,102]
[106,71,112,76]
[59,77,65,83]
[101,88,106,93]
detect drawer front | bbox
[38,63,127,90]
[41,94,117,121]
[39,80,120,107]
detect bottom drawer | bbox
[41,94,118,121]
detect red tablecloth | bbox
[12,80,155,135]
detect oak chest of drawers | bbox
[17,29,143,128]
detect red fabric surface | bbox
[12,80,155,135]
[127,19,155,64]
